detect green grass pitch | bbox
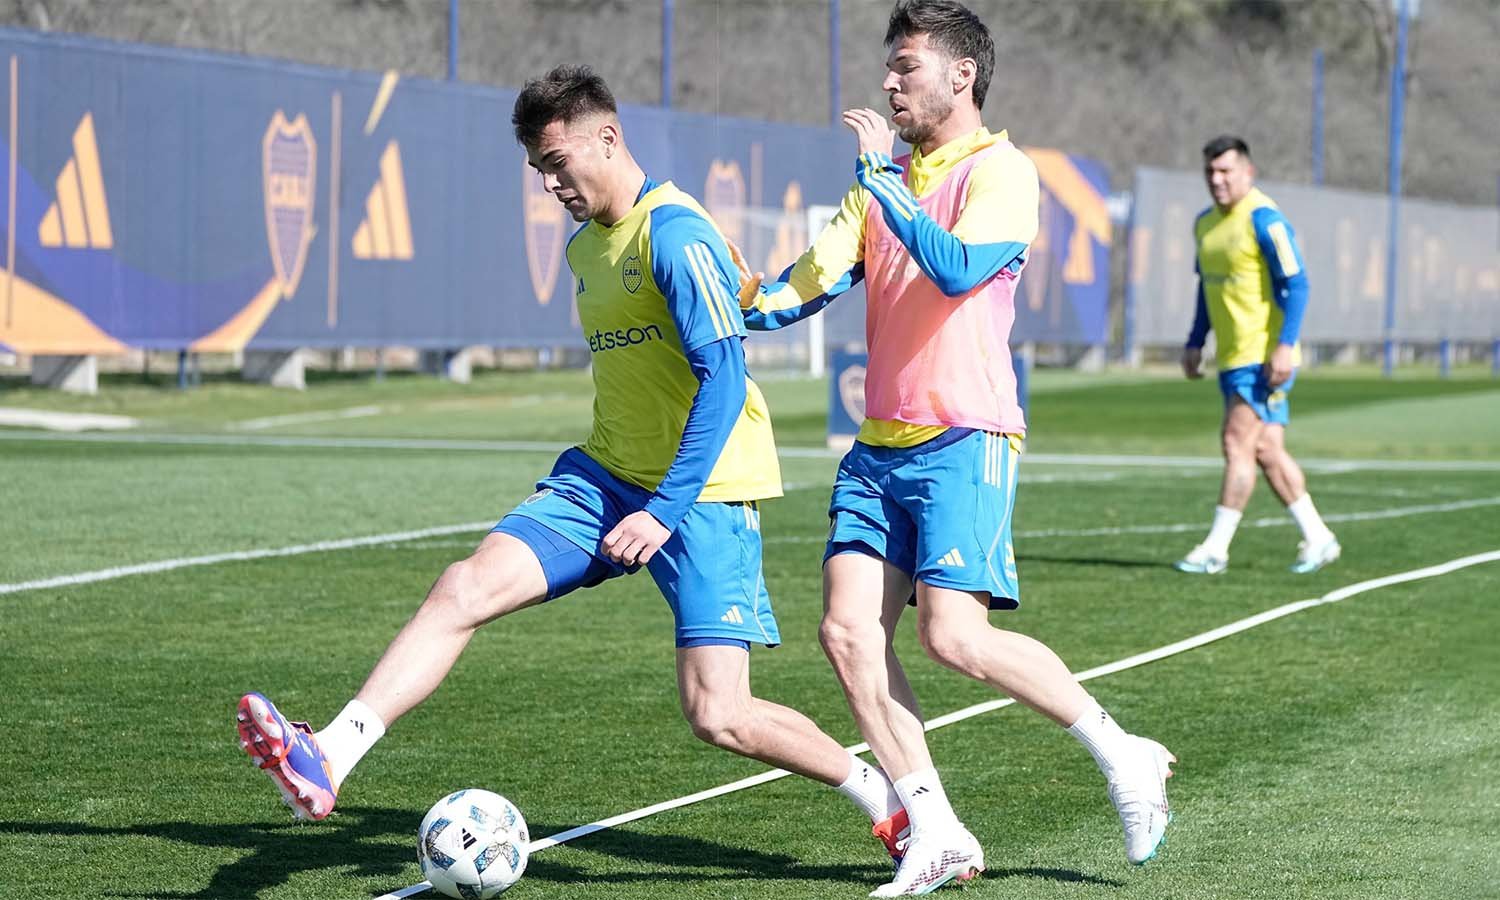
[1,367,1497,899]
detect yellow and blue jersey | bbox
[567,177,782,528]
[1188,186,1309,369]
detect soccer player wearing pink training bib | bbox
[738,2,1175,893]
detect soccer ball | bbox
[417,789,530,899]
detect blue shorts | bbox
[1219,364,1295,426]
[825,428,1020,610]
[493,448,780,648]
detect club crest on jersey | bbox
[621,255,643,294]
[262,111,317,300]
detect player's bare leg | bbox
[675,643,853,784]
[1257,424,1340,572]
[820,552,927,779]
[1178,399,1261,573]
[914,584,1088,725]
[915,584,1174,866]
[237,531,549,819]
[355,531,550,725]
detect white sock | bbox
[1287,494,1334,543]
[1067,698,1132,780]
[1203,504,1243,557]
[836,754,903,823]
[893,767,960,833]
[316,699,386,789]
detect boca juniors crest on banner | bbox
[262,111,317,299]
[522,158,567,305]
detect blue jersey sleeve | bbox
[1187,259,1211,348]
[854,150,1030,297]
[1251,206,1310,346]
[649,206,746,353]
[642,337,746,532]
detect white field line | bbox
[230,405,384,431]
[6,496,1498,597]
[374,548,1500,900]
[1,429,1499,473]
[0,407,139,431]
[0,522,494,596]
[764,495,1500,544]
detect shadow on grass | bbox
[1017,552,1166,569]
[0,807,916,897]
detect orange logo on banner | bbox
[39,113,112,249]
[352,141,414,260]
[704,160,746,247]
[262,111,318,299]
[522,158,566,305]
[764,181,806,279]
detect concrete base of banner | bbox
[420,348,472,384]
[30,355,99,394]
[242,349,306,390]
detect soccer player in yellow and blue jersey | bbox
[1176,135,1340,576]
[736,3,1173,892]
[235,66,913,872]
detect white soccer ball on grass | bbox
[417,789,530,898]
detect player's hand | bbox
[1182,346,1203,380]
[726,238,764,309]
[1267,343,1294,388]
[601,510,670,567]
[842,107,895,159]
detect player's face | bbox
[526,117,615,223]
[882,34,957,147]
[1204,150,1255,209]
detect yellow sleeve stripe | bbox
[1267,221,1301,277]
[684,241,735,340]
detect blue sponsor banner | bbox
[0,28,1108,357]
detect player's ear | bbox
[598,119,621,159]
[952,57,976,97]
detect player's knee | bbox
[1254,438,1282,468]
[818,613,881,670]
[682,700,751,751]
[426,557,521,628]
[917,620,982,676]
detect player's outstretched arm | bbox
[739,182,867,332]
[844,108,1030,297]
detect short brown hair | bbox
[512,65,617,148]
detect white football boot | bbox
[1107,736,1176,865]
[1290,534,1341,574]
[1173,543,1227,575]
[869,823,984,896]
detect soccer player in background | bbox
[1175,135,1341,576]
[736,1,1174,893]
[235,65,912,872]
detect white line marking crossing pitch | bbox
[6,496,1497,597]
[230,405,384,431]
[2,429,1499,473]
[373,548,1500,900]
[0,522,495,596]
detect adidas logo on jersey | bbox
[720,606,744,625]
[938,548,966,568]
